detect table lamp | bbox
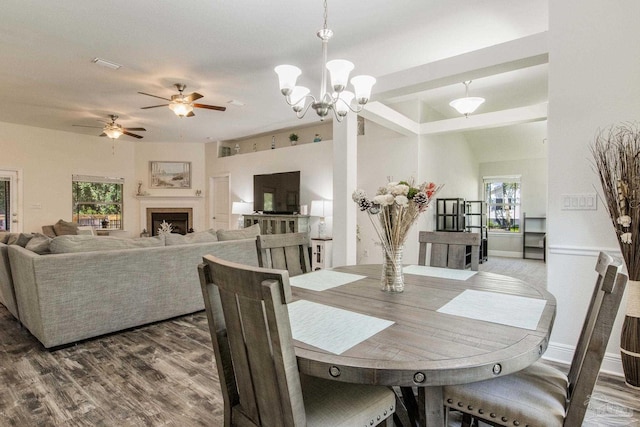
[310,199,333,238]
[232,201,254,229]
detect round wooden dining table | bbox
[290,264,556,427]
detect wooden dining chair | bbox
[198,255,396,427]
[442,251,627,427]
[256,232,311,277]
[418,231,481,271]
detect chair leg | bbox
[461,413,473,427]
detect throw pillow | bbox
[216,223,261,241]
[12,233,34,247]
[0,232,12,244]
[53,219,79,236]
[25,234,52,254]
[165,230,218,246]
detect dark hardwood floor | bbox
[0,307,224,426]
[1,290,639,426]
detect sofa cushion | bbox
[216,223,261,241]
[0,232,10,244]
[53,219,79,236]
[50,235,165,254]
[25,234,52,254]
[7,233,34,247]
[164,230,218,246]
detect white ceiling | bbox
[0,0,548,154]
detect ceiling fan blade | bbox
[138,92,171,101]
[123,131,144,139]
[186,111,195,117]
[193,103,226,112]
[184,92,204,103]
[73,124,103,129]
[124,127,146,132]
[141,104,169,109]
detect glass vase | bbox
[381,245,404,293]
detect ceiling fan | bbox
[139,83,227,117]
[73,115,146,139]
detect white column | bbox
[332,113,358,266]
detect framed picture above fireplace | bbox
[150,161,191,189]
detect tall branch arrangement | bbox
[352,179,442,258]
[591,122,640,280]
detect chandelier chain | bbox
[323,0,328,30]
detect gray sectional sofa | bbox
[1,225,261,348]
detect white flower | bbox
[621,232,632,244]
[395,195,409,207]
[390,184,410,196]
[373,194,395,206]
[617,215,632,227]
[352,189,367,202]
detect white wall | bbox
[205,139,334,236]
[0,121,209,237]
[356,121,480,265]
[480,157,548,257]
[0,121,136,235]
[547,0,640,375]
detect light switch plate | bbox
[561,193,597,210]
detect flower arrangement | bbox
[591,123,640,280]
[352,178,442,291]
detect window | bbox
[72,175,124,230]
[484,176,521,233]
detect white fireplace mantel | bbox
[135,195,203,200]
[137,196,205,233]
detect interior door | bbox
[0,170,20,232]
[210,175,230,230]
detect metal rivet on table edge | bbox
[413,372,426,383]
[329,366,341,377]
[492,363,502,375]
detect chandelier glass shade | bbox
[449,81,485,117]
[274,1,375,122]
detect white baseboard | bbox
[544,341,624,377]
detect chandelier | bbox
[274,0,376,122]
[449,81,485,117]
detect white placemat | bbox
[289,269,366,291]
[404,265,477,281]
[288,300,394,354]
[437,289,547,330]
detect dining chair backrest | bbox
[443,251,627,427]
[563,251,627,425]
[418,231,480,271]
[198,255,303,426]
[256,232,311,277]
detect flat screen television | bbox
[253,171,300,214]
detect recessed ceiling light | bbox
[92,57,122,70]
[227,100,245,107]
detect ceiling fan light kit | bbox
[274,0,375,122]
[449,80,485,117]
[73,115,145,140]
[139,83,226,118]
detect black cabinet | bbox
[436,198,466,231]
[465,201,488,264]
[522,213,546,261]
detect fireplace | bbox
[146,208,193,236]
